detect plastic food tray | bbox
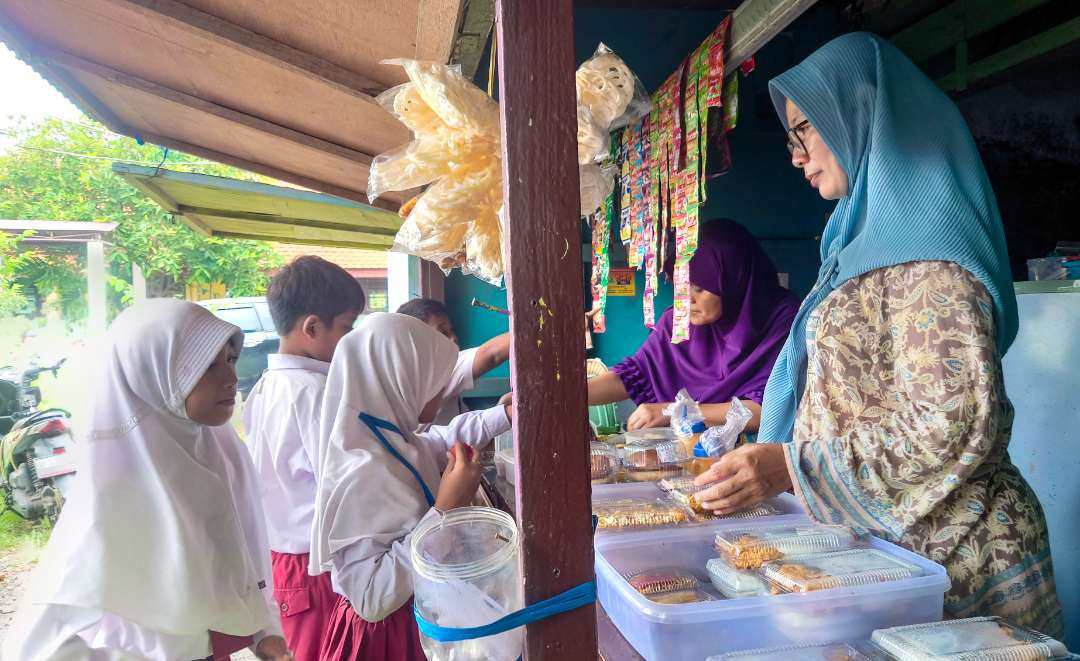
[494,447,515,484]
[595,523,949,660]
[591,441,619,485]
[871,617,1071,660]
[593,497,690,531]
[707,642,874,660]
[714,524,857,569]
[762,548,923,593]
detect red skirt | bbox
[271,550,338,661]
[318,595,426,661]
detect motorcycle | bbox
[0,358,77,523]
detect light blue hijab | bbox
[758,32,1018,442]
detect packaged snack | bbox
[624,568,698,595]
[576,43,652,131]
[580,162,617,217]
[657,476,698,492]
[649,589,716,605]
[692,502,781,522]
[714,525,856,570]
[761,548,922,593]
[372,59,505,285]
[590,442,618,485]
[705,556,770,599]
[593,498,690,530]
[623,438,690,482]
[871,616,1070,661]
[708,642,873,660]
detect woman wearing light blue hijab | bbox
[692,33,1061,634]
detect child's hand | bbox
[499,391,513,422]
[255,635,294,661]
[436,441,482,512]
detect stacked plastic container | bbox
[594,519,951,660]
[705,617,1075,660]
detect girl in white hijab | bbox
[309,313,482,661]
[3,299,292,661]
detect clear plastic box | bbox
[592,482,805,533]
[762,548,922,593]
[593,497,691,531]
[871,616,1071,660]
[494,447,515,484]
[714,524,857,569]
[591,441,619,485]
[706,556,770,599]
[707,642,873,660]
[622,438,691,482]
[595,524,949,660]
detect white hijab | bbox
[30,299,274,637]
[309,313,457,575]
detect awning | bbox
[0,0,488,210]
[113,163,401,250]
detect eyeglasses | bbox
[786,119,811,156]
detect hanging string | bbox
[487,25,498,97]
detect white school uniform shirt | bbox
[3,299,279,661]
[309,313,457,622]
[423,347,510,451]
[243,353,328,555]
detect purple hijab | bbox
[612,220,799,405]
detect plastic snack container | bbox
[706,556,771,599]
[623,438,691,482]
[714,525,857,569]
[595,524,949,660]
[591,441,619,485]
[593,497,691,531]
[761,548,923,593]
[707,641,874,660]
[871,616,1071,660]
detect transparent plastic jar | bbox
[411,507,524,661]
[590,441,619,484]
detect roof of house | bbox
[273,243,387,270]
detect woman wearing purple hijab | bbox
[588,219,799,431]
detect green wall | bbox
[447,6,843,372]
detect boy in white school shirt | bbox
[243,256,366,661]
[396,298,513,446]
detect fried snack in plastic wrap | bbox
[580,163,616,217]
[372,59,505,284]
[576,51,635,129]
[577,104,610,164]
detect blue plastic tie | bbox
[359,413,435,507]
[414,581,596,643]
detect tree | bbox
[0,117,283,320]
[0,231,34,316]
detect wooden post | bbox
[86,238,106,338]
[495,0,597,658]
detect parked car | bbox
[196,297,279,396]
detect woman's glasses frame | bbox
[786,119,811,156]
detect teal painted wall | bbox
[447,6,843,371]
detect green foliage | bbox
[0,231,34,316]
[0,118,283,319]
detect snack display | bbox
[370,59,505,284]
[871,617,1071,661]
[694,503,781,522]
[623,439,690,481]
[591,441,618,485]
[707,642,873,660]
[593,498,690,530]
[714,525,856,570]
[761,549,922,593]
[706,556,770,599]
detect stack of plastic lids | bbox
[872,617,1072,660]
[590,441,619,485]
[707,642,875,660]
[708,525,856,599]
[761,548,923,593]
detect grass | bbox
[0,510,51,564]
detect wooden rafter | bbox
[99,0,387,102]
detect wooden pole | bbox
[495,0,597,657]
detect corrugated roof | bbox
[273,243,387,270]
[113,163,400,249]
